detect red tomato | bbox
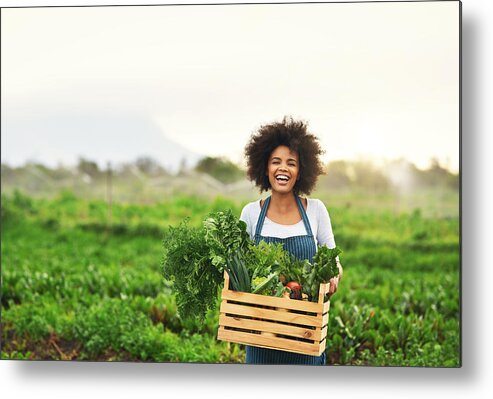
[286,281,301,290]
[286,281,302,299]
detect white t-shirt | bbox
[239,198,336,248]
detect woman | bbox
[240,116,342,365]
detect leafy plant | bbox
[224,250,251,293]
[203,209,251,271]
[251,272,280,295]
[1,192,460,366]
[303,246,343,301]
[162,218,221,322]
[246,241,288,279]
[162,210,253,321]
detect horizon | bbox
[0,151,459,176]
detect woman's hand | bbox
[328,261,343,297]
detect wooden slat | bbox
[220,302,323,327]
[217,328,324,357]
[321,312,329,326]
[321,281,331,295]
[323,300,331,314]
[221,289,324,313]
[219,314,326,341]
[219,271,331,356]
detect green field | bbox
[0,190,460,366]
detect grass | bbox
[1,189,460,366]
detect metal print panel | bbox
[0,0,461,367]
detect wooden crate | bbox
[217,271,331,356]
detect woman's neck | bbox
[269,191,298,213]
[265,191,303,225]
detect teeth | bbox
[276,175,289,181]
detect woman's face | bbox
[266,145,300,194]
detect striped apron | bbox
[246,195,327,365]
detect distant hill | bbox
[1,111,204,173]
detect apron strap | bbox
[254,196,271,240]
[295,195,313,237]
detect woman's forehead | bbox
[269,145,299,160]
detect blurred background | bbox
[1,2,459,214]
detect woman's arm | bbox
[240,202,256,241]
[315,199,336,249]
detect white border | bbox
[1,1,491,398]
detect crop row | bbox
[1,191,460,366]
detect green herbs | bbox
[162,210,343,323]
[251,272,280,295]
[303,246,343,301]
[279,256,311,289]
[162,210,251,322]
[313,246,342,282]
[243,241,288,297]
[203,210,251,271]
[162,218,221,323]
[247,241,286,280]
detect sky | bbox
[1,1,460,172]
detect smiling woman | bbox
[240,116,343,365]
[267,145,300,195]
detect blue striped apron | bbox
[246,195,327,365]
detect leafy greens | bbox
[162,209,343,322]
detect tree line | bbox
[1,155,458,192]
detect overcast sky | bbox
[1,1,460,172]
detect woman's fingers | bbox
[328,276,339,295]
